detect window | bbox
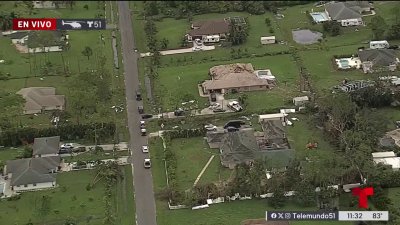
[24,184,28,187]
[33,183,37,187]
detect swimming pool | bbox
[340,59,349,68]
[310,12,329,23]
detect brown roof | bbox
[202,63,269,90]
[188,19,231,36]
[17,87,65,113]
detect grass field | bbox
[0,148,23,162]
[0,166,134,225]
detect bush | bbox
[7,195,20,201]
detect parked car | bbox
[204,124,217,131]
[142,145,149,153]
[138,106,144,114]
[140,120,146,128]
[174,109,184,116]
[192,46,202,51]
[59,148,71,154]
[227,101,243,112]
[395,121,400,128]
[213,108,226,113]
[144,159,151,168]
[61,143,74,149]
[136,90,142,101]
[226,126,239,132]
[141,114,153,119]
[141,128,147,136]
[224,120,245,129]
[73,146,86,153]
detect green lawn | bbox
[168,137,230,192]
[63,150,130,163]
[0,167,134,225]
[0,147,23,162]
[0,170,105,224]
[155,54,299,112]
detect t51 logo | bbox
[352,187,374,208]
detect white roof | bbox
[261,36,276,40]
[370,40,389,44]
[259,113,286,120]
[372,151,396,158]
[280,109,296,114]
[343,183,361,192]
[374,157,400,169]
[293,96,309,101]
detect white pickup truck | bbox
[227,101,243,112]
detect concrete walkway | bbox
[140,45,215,57]
[193,155,215,187]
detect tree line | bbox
[143,1,311,18]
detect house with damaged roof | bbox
[325,1,373,26]
[358,49,400,73]
[185,18,231,43]
[206,121,294,169]
[201,63,274,95]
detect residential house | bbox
[325,1,372,26]
[32,136,60,158]
[5,156,61,192]
[333,80,373,92]
[17,87,65,114]
[201,63,272,95]
[358,49,399,73]
[372,151,400,171]
[185,19,231,43]
[27,31,66,53]
[33,1,66,9]
[8,32,29,45]
[293,96,309,106]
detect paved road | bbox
[117,2,157,225]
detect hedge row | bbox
[0,123,116,147]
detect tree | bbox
[23,1,34,15]
[0,90,24,130]
[369,15,387,40]
[83,4,89,10]
[160,38,169,49]
[294,180,316,207]
[228,22,249,45]
[323,21,341,36]
[81,46,93,60]
[0,12,17,31]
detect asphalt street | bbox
[117,2,157,225]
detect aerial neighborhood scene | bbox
[0,1,400,225]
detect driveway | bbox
[117,2,157,225]
[140,44,215,57]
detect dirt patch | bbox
[241,219,290,225]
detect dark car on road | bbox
[136,90,142,101]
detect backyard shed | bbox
[293,96,309,106]
[260,36,276,45]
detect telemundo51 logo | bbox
[352,187,374,209]
[13,18,106,30]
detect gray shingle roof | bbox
[32,136,60,156]
[261,149,295,169]
[358,49,399,66]
[325,2,362,20]
[206,130,227,149]
[6,156,60,186]
[7,32,29,39]
[188,19,231,36]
